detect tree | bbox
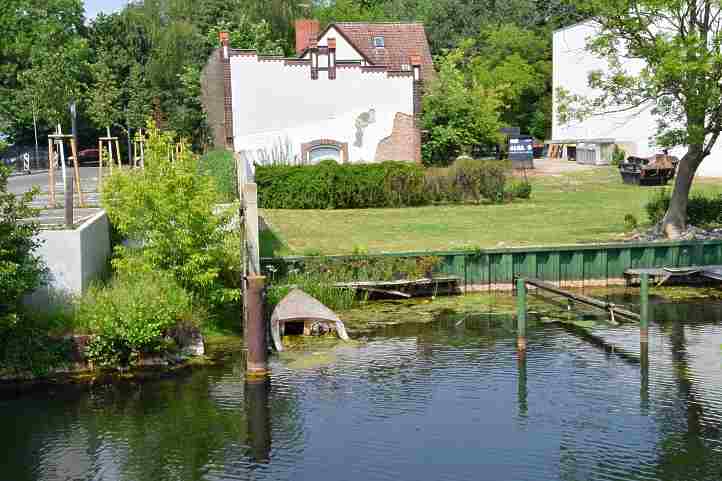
[206,16,285,54]
[102,123,237,305]
[562,1,722,238]
[87,49,122,133]
[421,43,505,164]
[2,1,88,139]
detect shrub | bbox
[505,179,533,200]
[624,213,639,231]
[611,145,626,166]
[200,149,237,202]
[0,166,44,318]
[265,255,442,312]
[423,159,515,203]
[256,161,427,209]
[645,189,722,226]
[102,124,239,306]
[75,269,202,367]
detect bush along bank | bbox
[255,159,532,209]
[1,125,241,382]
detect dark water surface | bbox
[2,299,722,481]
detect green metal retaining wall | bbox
[261,240,722,288]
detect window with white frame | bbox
[373,36,385,48]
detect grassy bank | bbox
[262,167,722,255]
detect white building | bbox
[552,21,722,176]
[203,21,435,166]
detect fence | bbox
[1,145,49,173]
[261,239,722,290]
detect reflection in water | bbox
[245,379,272,463]
[640,340,650,413]
[1,298,721,481]
[517,351,528,419]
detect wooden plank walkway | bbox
[624,265,722,286]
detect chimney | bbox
[219,31,230,59]
[295,19,320,55]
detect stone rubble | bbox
[628,225,722,242]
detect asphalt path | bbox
[8,165,103,226]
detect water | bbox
[2,299,722,481]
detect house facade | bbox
[552,21,722,176]
[202,20,435,167]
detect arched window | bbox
[309,144,342,162]
[301,139,349,164]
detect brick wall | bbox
[200,49,227,149]
[374,113,421,162]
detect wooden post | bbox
[64,167,74,228]
[48,138,56,208]
[114,138,122,168]
[69,136,84,207]
[244,183,261,277]
[98,140,104,191]
[640,273,649,343]
[246,275,268,378]
[516,277,527,352]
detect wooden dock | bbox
[624,265,722,286]
[335,276,461,299]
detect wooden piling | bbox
[640,273,649,343]
[246,275,269,378]
[48,138,56,208]
[516,277,527,352]
[245,378,271,463]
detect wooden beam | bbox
[524,277,640,321]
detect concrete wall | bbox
[27,211,111,307]
[230,52,416,165]
[552,21,722,177]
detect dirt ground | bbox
[517,157,600,177]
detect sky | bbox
[85,0,127,19]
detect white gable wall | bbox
[230,53,414,164]
[553,21,722,176]
[301,27,367,64]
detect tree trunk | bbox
[661,144,705,239]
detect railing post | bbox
[640,272,649,343]
[246,274,269,378]
[516,277,527,352]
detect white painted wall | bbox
[230,53,414,164]
[320,27,366,63]
[301,26,367,64]
[553,21,722,176]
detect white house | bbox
[203,20,435,167]
[552,21,722,176]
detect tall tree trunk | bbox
[661,144,705,239]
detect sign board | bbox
[508,136,534,169]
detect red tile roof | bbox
[320,22,436,81]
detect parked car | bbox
[78,148,99,164]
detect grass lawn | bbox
[261,167,722,256]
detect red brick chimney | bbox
[295,19,320,55]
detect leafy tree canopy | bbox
[561,0,722,237]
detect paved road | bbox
[8,166,103,226]
[8,166,102,209]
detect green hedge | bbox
[646,189,722,226]
[256,160,427,209]
[199,149,237,202]
[256,159,531,209]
